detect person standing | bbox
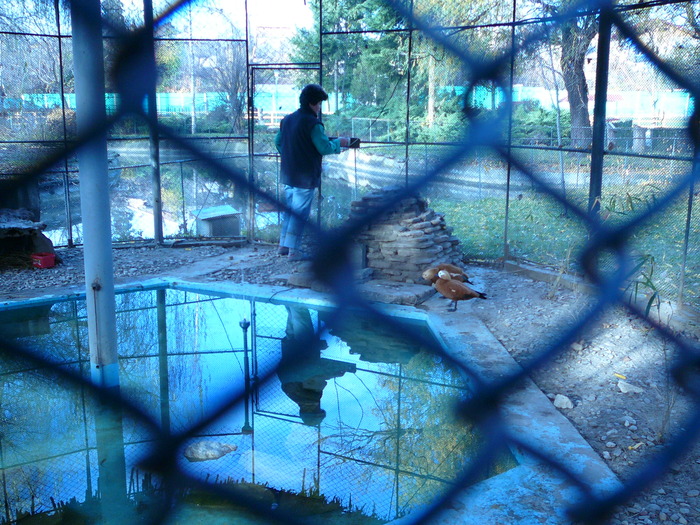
[275,84,350,260]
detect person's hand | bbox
[339,137,351,148]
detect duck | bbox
[421,267,441,284]
[435,262,465,275]
[434,269,487,311]
[422,263,473,285]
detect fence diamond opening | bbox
[0,0,699,523]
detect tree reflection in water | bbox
[317,311,516,519]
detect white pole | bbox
[70,0,119,391]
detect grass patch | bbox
[431,181,700,306]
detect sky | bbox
[248,0,313,29]
[158,0,314,38]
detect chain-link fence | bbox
[1,0,700,523]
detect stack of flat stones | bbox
[348,186,462,283]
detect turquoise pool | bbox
[0,285,516,524]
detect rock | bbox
[553,394,574,409]
[687,490,699,497]
[184,441,238,462]
[618,381,644,394]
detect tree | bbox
[154,21,183,91]
[195,39,248,133]
[643,2,700,84]
[291,0,409,126]
[183,4,247,134]
[290,0,509,142]
[533,0,597,148]
[408,5,513,142]
[0,0,65,102]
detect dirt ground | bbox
[1,242,699,524]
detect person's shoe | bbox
[288,250,308,261]
[278,246,289,256]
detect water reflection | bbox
[0,288,516,523]
[278,306,355,426]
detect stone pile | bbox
[348,186,463,283]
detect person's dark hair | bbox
[299,84,328,108]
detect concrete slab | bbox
[286,271,436,307]
[356,279,436,306]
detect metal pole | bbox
[180,163,187,233]
[317,0,324,229]
[678,158,698,306]
[74,301,94,499]
[503,0,518,260]
[157,289,171,434]
[251,301,259,385]
[245,0,255,242]
[240,318,253,434]
[403,0,415,187]
[394,365,403,517]
[71,5,127,520]
[70,0,119,392]
[54,0,74,248]
[588,7,612,216]
[188,7,196,136]
[144,0,163,244]
[250,302,259,479]
[0,382,9,523]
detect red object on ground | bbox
[31,252,55,269]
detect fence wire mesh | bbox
[0,0,700,523]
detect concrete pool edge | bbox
[419,315,622,524]
[0,278,621,524]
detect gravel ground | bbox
[466,265,700,525]
[1,242,699,524]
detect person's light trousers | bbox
[279,185,315,252]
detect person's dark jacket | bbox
[277,106,327,189]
